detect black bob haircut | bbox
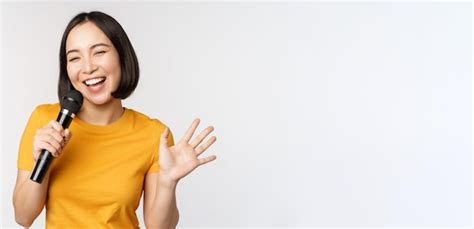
[58,11,139,101]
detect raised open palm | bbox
[158,119,217,182]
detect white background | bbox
[1,1,472,228]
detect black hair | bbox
[58,11,139,101]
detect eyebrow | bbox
[66,43,110,56]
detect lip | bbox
[84,77,106,93]
[82,76,106,86]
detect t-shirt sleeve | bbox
[17,106,42,171]
[147,126,175,174]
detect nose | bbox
[82,57,98,74]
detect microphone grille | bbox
[61,89,83,114]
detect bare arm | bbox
[12,170,51,227]
[13,120,71,227]
[143,119,217,228]
[143,173,179,229]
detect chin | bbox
[84,94,114,106]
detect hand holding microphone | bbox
[30,90,83,183]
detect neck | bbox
[77,98,124,126]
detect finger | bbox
[46,131,63,149]
[63,129,72,147]
[190,126,214,148]
[180,118,200,144]
[159,127,170,149]
[195,136,217,156]
[64,129,72,141]
[198,155,217,166]
[39,134,62,152]
[45,128,64,143]
[48,120,65,135]
[36,141,60,157]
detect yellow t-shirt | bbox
[17,103,174,228]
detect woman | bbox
[12,11,217,228]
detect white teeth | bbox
[85,77,105,86]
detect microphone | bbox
[30,89,83,183]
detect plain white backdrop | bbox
[1,1,472,228]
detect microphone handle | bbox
[30,111,73,183]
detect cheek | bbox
[66,63,80,81]
[103,56,121,80]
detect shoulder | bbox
[125,109,175,145]
[34,103,60,113]
[127,108,169,132]
[31,103,60,122]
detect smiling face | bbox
[65,21,121,106]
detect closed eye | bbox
[68,57,79,62]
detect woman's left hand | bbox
[158,118,217,183]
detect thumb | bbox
[160,128,170,149]
[64,129,72,142]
